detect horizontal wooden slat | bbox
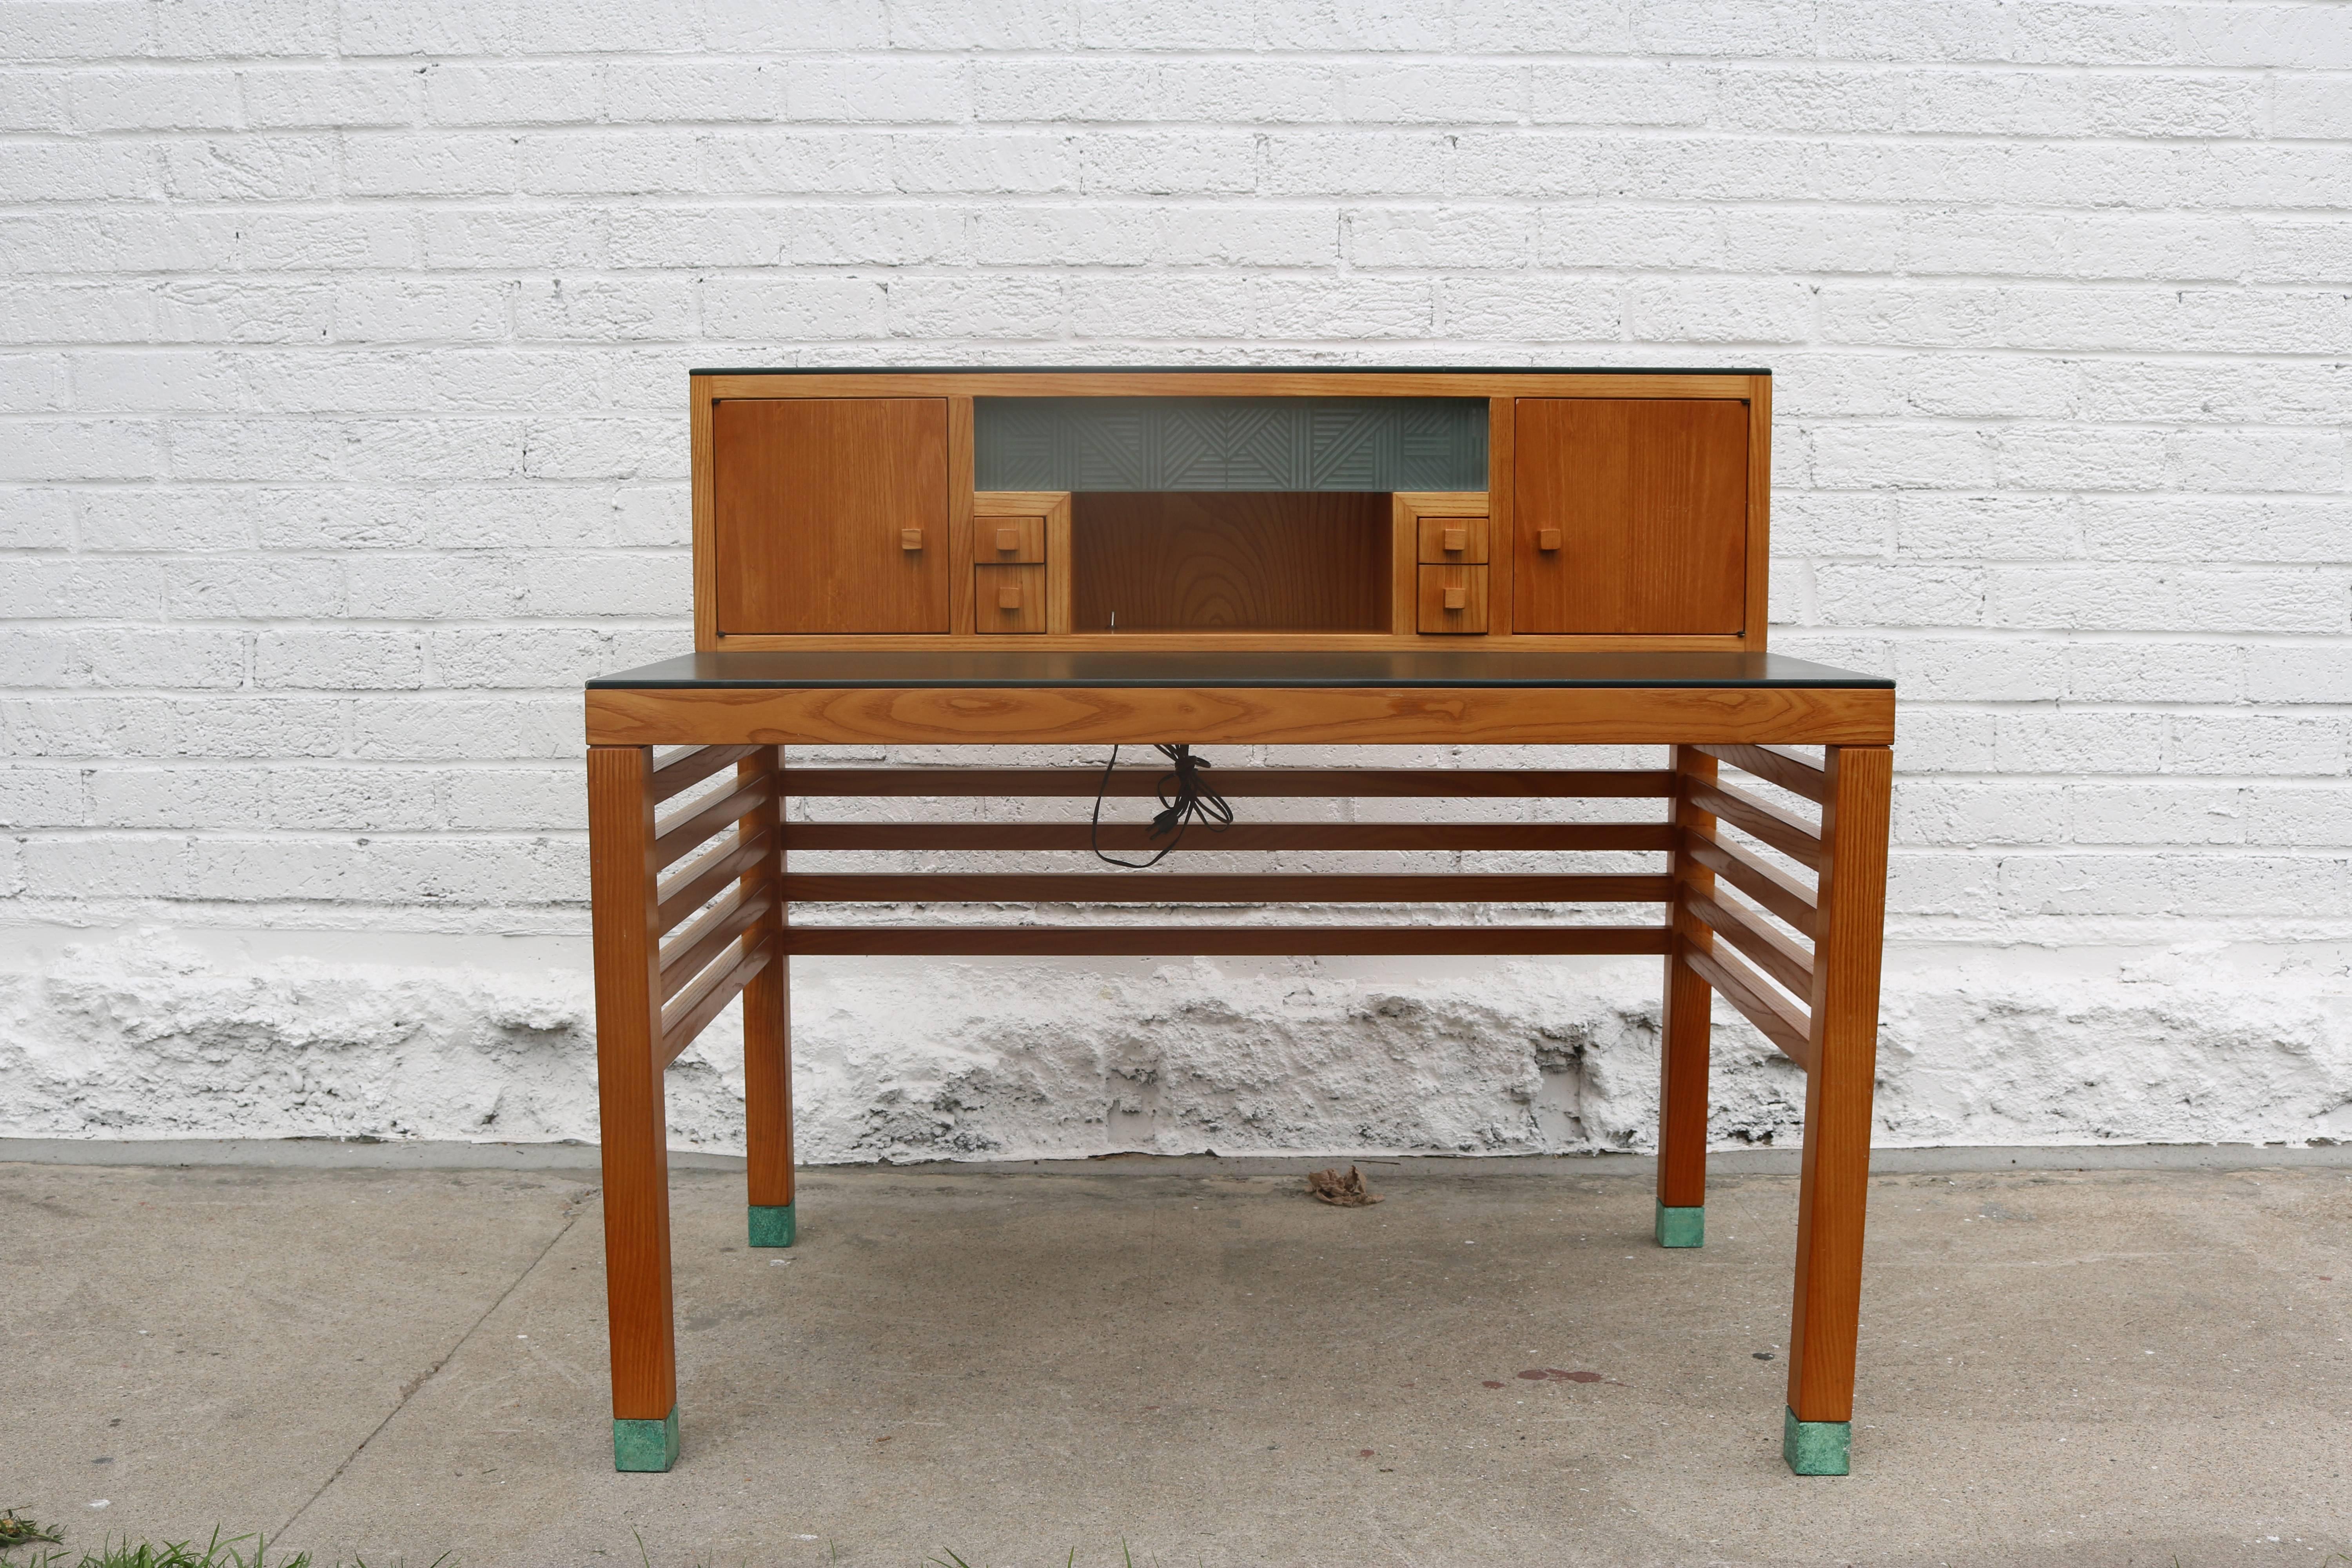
[1681,885,1813,1001]
[1681,940,1813,1069]
[1684,833,1818,938]
[659,886,775,1004]
[653,771,775,871]
[781,822,1676,853]
[782,873,1672,904]
[650,744,763,804]
[656,826,774,935]
[660,931,777,1067]
[1697,744,1829,805]
[782,926,1671,957]
[1684,779,1824,870]
[780,768,1674,799]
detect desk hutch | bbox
[582,367,1895,1477]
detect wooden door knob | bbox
[1537,528,1563,552]
[997,585,1023,610]
[900,528,925,551]
[1442,527,1468,552]
[1443,586,1467,610]
[995,527,1020,552]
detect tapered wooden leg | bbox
[1656,746,1715,1247]
[1782,744,1892,1475]
[743,746,796,1247]
[589,745,679,1472]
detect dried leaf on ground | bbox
[1307,1165,1382,1207]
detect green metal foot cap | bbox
[1782,1405,1850,1475]
[613,1406,679,1473]
[1654,1202,1704,1248]
[749,1203,796,1248]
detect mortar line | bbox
[274,1187,592,1543]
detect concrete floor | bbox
[1,1155,2346,1567]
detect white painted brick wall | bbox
[4,0,2351,1156]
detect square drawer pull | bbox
[994,527,1020,552]
[1537,528,1563,551]
[900,528,925,551]
[1442,527,1468,552]
[1443,586,1467,610]
[997,585,1023,610]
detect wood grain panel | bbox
[976,514,1047,562]
[1416,564,1490,633]
[973,564,1049,634]
[1683,940,1812,1068]
[1514,398,1749,635]
[782,822,1678,851]
[1699,742,1829,804]
[779,767,1675,798]
[586,745,676,1424]
[1786,744,1893,1426]
[713,397,950,635]
[783,873,1671,903]
[1416,514,1490,563]
[588,684,1898,748]
[782,925,1671,956]
[1072,492,1388,633]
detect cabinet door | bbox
[1513,399,1747,635]
[714,397,951,634]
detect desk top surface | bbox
[588,650,1892,691]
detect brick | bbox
[0,765,84,828]
[2245,643,2352,704]
[514,276,694,342]
[1625,278,1811,343]
[2169,428,2344,493]
[1999,853,2171,917]
[2064,641,2243,704]
[0,2,149,61]
[344,555,524,619]
[1891,637,2066,702]
[1349,207,1532,270]
[2241,786,2352,847]
[975,60,1154,123]
[519,417,684,481]
[1068,275,1252,338]
[971,207,1160,267]
[0,486,75,549]
[21,836,190,900]
[240,65,414,128]
[2166,714,2348,777]
[521,551,690,617]
[1539,207,1720,270]
[1899,69,2083,134]
[884,132,1061,195]
[1438,277,1616,340]
[263,766,440,831]
[1895,781,2057,847]
[2082,498,2352,564]
[2066,784,2249,847]
[86,765,264,830]
[345,132,521,198]
[702,0,886,49]
[1713,66,1902,132]
[443,764,587,831]
[256,630,426,690]
[1634,0,1815,57]
[1079,132,1256,196]
[428,628,614,688]
[1345,64,1527,124]
[70,68,240,132]
[1894,494,2078,560]
[162,135,339,202]
[1459,1,1633,50]
[886,274,1062,337]
[788,58,965,124]
[520,130,702,196]
[169,557,347,619]
[1157,62,1341,123]
[1815,564,1986,626]
[0,141,156,204]
[1076,0,1256,49]
[425,63,601,126]
[701,275,886,339]
[348,695,575,760]
[1810,424,1995,489]
[0,419,163,481]
[607,60,782,123]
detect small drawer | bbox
[975,563,1048,634]
[976,514,1047,564]
[1416,515,1490,564]
[1417,564,1489,635]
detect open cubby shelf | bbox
[1072,492,1390,634]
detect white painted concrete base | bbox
[3,927,2348,1159]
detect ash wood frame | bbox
[691,370,1770,654]
[589,710,1892,1475]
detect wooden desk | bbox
[584,649,1895,1477]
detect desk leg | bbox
[1657,745,1716,1248]
[745,746,796,1247]
[589,745,679,1472]
[1782,744,1892,1475]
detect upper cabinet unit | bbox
[689,370,1767,651]
[1512,398,1750,636]
[711,397,951,635]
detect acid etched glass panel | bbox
[975,397,1486,492]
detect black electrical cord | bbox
[1089,743,1234,868]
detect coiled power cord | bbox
[1089,744,1234,869]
